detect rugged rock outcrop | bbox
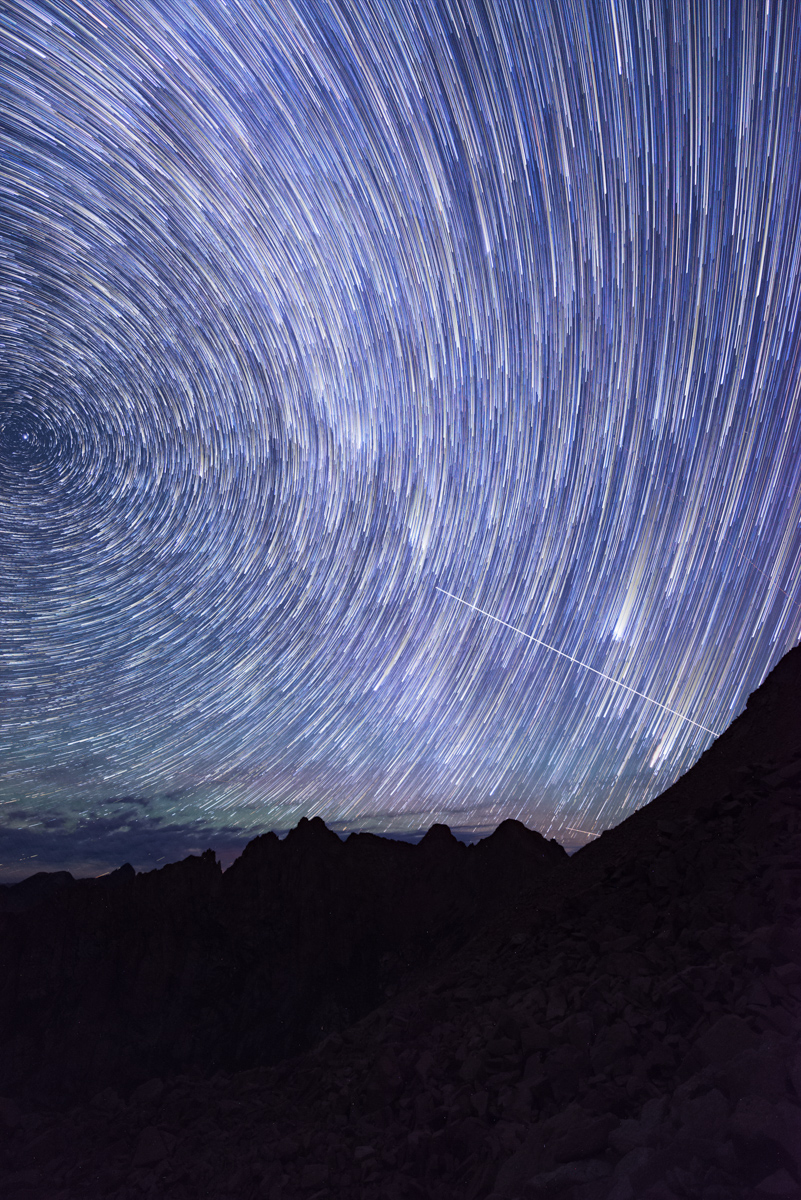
[0,871,80,914]
[1,644,800,1199]
[0,812,565,1103]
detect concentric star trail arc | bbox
[1,0,801,874]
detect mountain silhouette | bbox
[1,643,800,1199]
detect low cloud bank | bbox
[0,807,254,882]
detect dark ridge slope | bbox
[565,639,801,888]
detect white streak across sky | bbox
[434,588,718,735]
[1,0,801,873]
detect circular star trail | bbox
[2,0,801,869]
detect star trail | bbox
[2,0,801,876]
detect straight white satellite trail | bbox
[435,587,718,736]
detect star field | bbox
[2,0,801,875]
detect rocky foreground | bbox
[1,645,801,1200]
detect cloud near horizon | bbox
[0,804,254,883]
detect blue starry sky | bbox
[2,0,801,879]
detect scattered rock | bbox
[131,1126,174,1168]
[755,1168,801,1196]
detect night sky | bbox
[2,0,801,880]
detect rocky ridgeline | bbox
[0,808,566,1104]
[1,644,801,1200]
